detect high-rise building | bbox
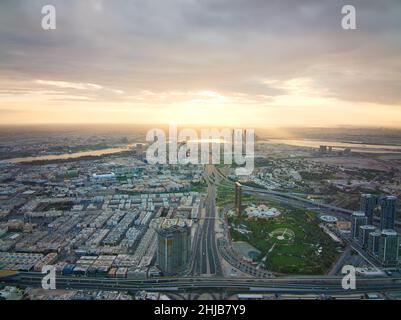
[358,225,376,249]
[378,229,399,267]
[380,196,397,230]
[351,211,367,239]
[156,218,191,276]
[135,143,145,161]
[360,194,377,225]
[367,230,381,256]
[235,182,242,217]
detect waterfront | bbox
[3,145,133,164]
[260,139,401,154]
[5,137,401,164]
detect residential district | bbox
[1,131,401,300]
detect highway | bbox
[191,165,222,276]
[242,185,353,214]
[213,166,401,229]
[209,166,397,276]
[3,166,400,296]
[3,272,401,294]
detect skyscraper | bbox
[380,196,397,230]
[360,194,377,225]
[351,211,367,239]
[378,229,399,267]
[156,218,191,276]
[358,225,376,249]
[367,230,381,256]
[235,182,242,217]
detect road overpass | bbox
[2,272,401,295]
[213,166,401,228]
[191,165,222,276]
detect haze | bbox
[0,0,400,127]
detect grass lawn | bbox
[228,200,340,275]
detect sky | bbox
[0,0,400,127]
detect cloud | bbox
[33,80,124,99]
[0,0,400,125]
[35,80,103,90]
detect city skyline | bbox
[1,0,401,303]
[0,0,401,127]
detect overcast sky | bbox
[0,0,400,127]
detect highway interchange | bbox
[191,165,222,276]
[2,165,401,297]
[3,271,401,295]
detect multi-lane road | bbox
[191,165,222,276]
[213,165,401,229]
[3,272,401,295]
[208,166,399,277]
[3,165,401,296]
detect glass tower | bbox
[380,196,397,230]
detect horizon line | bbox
[1,123,401,130]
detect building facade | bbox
[351,211,367,239]
[358,225,376,249]
[235,182,242,217]
[378,229,399,267]
[156,218,191,275]
[380,196,397,230]
[360,194,377,225]
[367,230,381,256]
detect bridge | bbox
[2,272,401,294]
[212,166,401,228]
